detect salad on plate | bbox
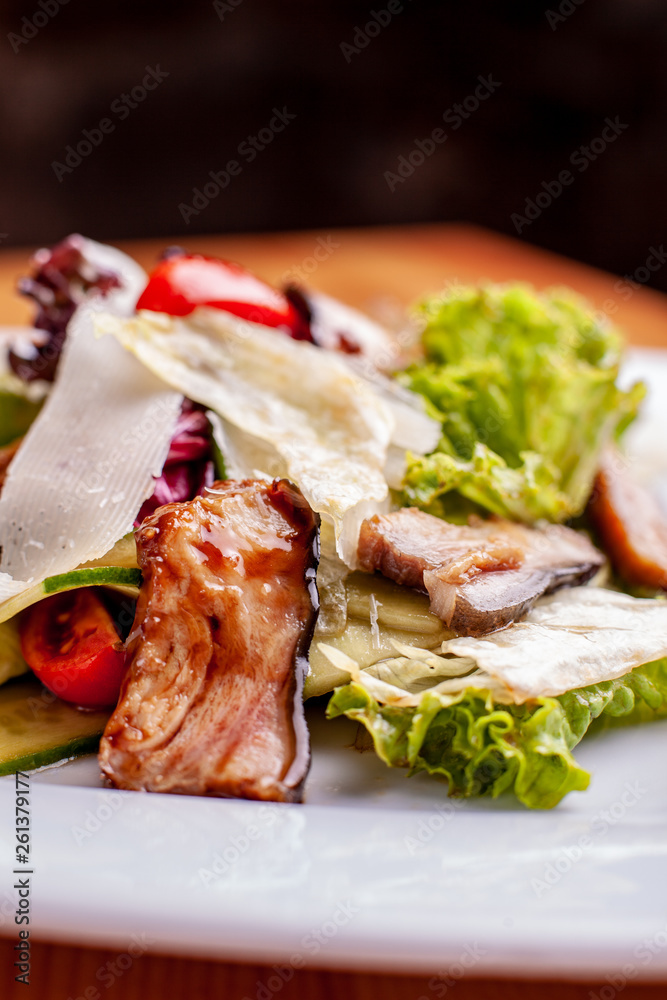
[1,234,666,810]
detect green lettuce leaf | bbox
[400,284,644,522]
[327,658,667,809]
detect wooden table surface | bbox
[0,222,666,346]
[1,223,667,999]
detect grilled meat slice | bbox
[588,448,667,591]
[99,478,319,801]
[357,508,604,636]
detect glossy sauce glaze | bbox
[99,478,319,801]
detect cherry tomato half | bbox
[20,589,127,708]
[136,253,311,339]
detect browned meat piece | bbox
[99,479,319,802]
[588,448,667,591]
[358,508,604,636]
[0,437,22,493]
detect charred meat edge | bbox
[99,478,319,802]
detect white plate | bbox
[1,347,667,982]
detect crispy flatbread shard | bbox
[357,508,604,636]
[99,478,319,802]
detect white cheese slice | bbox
[0,269,182,602]
[443,587,667,701]
[320,587,667,706]
[99,308,396,566]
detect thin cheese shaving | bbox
[443,587,667,701]
[0,302,182,598]
[99,308,397,566]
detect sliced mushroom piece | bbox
[99,478,319,802]
[357,508,604,636]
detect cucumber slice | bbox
[0,676,109,775]
[0,564,141,624]
[0,620,29,686]
[43,565,141,596]
[81,534,138,571]
[345,571,446,634]
[305,573,453,698]
[0,534,140,625]
[0,389,44,447]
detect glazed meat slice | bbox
[99,478,319,802]
[358,508,604,636]
[588,447,667,590]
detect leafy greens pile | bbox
[400,283,644,523]
[329,659,667,810]
[325,282,666,809]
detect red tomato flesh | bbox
[20,589,127,708]
[136,254,310,338]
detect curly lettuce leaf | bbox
[400,284,645,523]
[327,658,667,809]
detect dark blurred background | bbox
[0,0,666,286]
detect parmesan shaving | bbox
[443,587,667,701]
[99,308,397,566]
[0,279,182,601]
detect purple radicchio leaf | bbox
[9,234,121,383]
[135,400,215,526]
